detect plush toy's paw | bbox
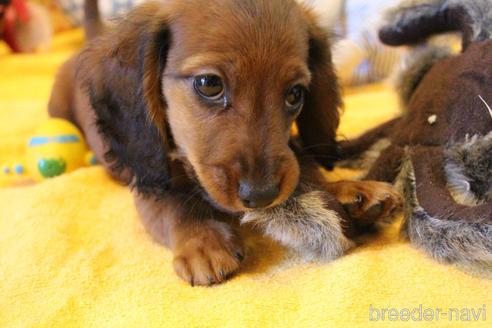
[379,0,492,48]
[334,181,402,227]
[241,190,354,261]
[173,221,244,286]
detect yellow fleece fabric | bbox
[0,30,491,328]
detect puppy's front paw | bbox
[336,181,402,225]
[173,221,244,286]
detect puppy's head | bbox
[82,0,340,212]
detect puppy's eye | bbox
[193,75,225,100]
[285,85,305,112]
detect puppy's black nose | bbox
[238,181,280,209]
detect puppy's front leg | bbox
[135,192,244,286]
[325,180,402,230]
[297,158,402,236]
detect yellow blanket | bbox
[1,30,490,328]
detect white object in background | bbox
[57,0,146,25]
[301,0,404,86]
[300,0,344,30]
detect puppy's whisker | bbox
[181,186,202,209]
[171,186,203,221]
[301,143,338,151]
[162,174,189,185]
[478,95,492,119]
[299,154,340,160]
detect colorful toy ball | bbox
[25,118,92,180]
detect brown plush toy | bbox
[339,0,492,271]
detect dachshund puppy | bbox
[49,0,400,286]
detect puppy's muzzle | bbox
[238,180,280,209]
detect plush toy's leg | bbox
[409,147,492,221]
[241,181,355,261]
[379,0,492,50]
[403,146,492,267]
[364,144,405,183]
[338,117,400,159]
[242,158,354,261]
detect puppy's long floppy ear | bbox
[296,14,342,170]
[379,0,492,50]
[79,3,172,197]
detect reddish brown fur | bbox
[49,0,400,286]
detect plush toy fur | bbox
[340,0,492,271]
[380,0,492,48]
[242,185,355,261]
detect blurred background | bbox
[0,0,146,53]
[0,0,457,185]
[1,0,411,84]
